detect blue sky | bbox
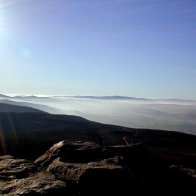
[0,0,195,99]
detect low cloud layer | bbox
[1,95,196,135]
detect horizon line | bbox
[1,93,196,101]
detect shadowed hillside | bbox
[0,103,45,113]
[0,104,196,195]
[1,95,196,135]
[0,104,196,164]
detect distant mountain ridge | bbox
[0,94,10,98]
[69,96,148,100]
[1,93,196,102]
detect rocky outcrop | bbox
[35,141,131,195]
[0,155,66,195]
[35,141,115,166]
[0,156,37,180]
[0,172,66,195]
[0,140,196,195]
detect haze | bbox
[1,95,196,135]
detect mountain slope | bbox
[0,103,45,113]
[0,99,59,113]
[1,94,196,134]
[0,104,196,162]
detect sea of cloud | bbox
[1,95,195,135]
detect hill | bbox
[1,94,196,134]
[0,103,45,113]
[0,104,195,195]
[0,104,195,162]
[0,99,59,113]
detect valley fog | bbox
[5,96,196,135]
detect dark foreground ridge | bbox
[0,104,196,195]
[0,140,196,195]
[1,103,196,159]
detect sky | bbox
[0,0,195,99]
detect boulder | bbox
[0,157,37,180]
[35,140,115,167]
[0,172,66,195]
[35,140,132,195]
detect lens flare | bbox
[0,120,7,155]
